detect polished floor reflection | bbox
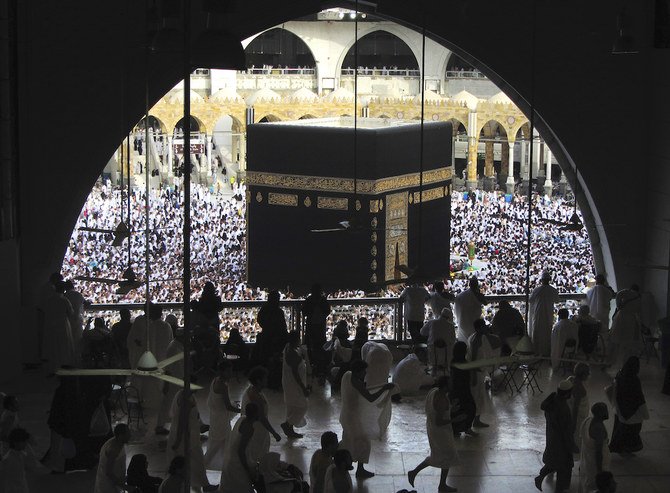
[5,354,670,492]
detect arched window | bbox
[341,31,418,70]
[245,28,316,69]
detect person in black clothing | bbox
[301,284,331,382]
[111,308,132,368]
[127,454,162,493]
[351,318,370,362]
[535,379,574,492]
[490,301,525,353]
[449,341,477,437]
[255,291,289,362]
[193,281,223,330]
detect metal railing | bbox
[445,70,487,79]
[85,293,585,343]
[243,67,317,76]
[340,68,421,77]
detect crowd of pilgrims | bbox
[60,182,594,341]
[4,275,655,492]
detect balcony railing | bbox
[341,68,420,77]
[243,67,316,76]
[86,293,585,343]
[445,70,487,79]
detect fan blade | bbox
[78,227,116,234]
[310,228,346,233]
[155,351,195,369]
[56,368,134,376]
[116,281,143,295]
[153,373,204,390]
[74,276,120,285]
[150,277,182,283]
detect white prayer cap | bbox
[558,379,573,391]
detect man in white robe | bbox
[420,308,457,371]
[281,332,309,439]
[399,283,429,344]
[339,361,395,479]
[585,274,615,332]
[93,424,130,493]
[43,281,75,373]
[609,285,642,368]
[550,309,579,370]
[63,280,87,357]
[427,281,454,319]
[529,271,560,356]
[155,333,184,435]
[467,319,500,427]
[392,351,434,396]
[454,277,486,342]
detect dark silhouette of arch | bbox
[245,28,316,69]
[342,31,418,71]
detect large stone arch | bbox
[21,0,637,325]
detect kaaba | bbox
[245,117,452,293]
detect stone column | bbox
[466,111,478,190]
[206,134,213,170]
[506,140,515,194]
[544,148,553,197]
[239,133,247,172]
[483,140,495,190]
[520,139,529,193]
[167,136,174,178]
[559,169,568,196]
[532,138,542,192]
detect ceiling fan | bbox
[74,266,143,295]
[78,222,175,247]
[79,221,132,247]
[56,350,203,390]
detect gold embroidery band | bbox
[247,167,452,195]
[411,186,445,204]
[268,192,298,207]
[317,196,349,210]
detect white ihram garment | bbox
[550,319,579,370]
[204,378,234,470]
[361,342,396,435]
[43,294,75,372]
[93,438,126,493]
[585,285,614,332]
[424,388,459,469]
[454,289,483,342]
[339,371,393,463]
[578,417,610,493]
[528,284,559,356]
[282,344,308,428]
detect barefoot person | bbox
[408,376,461,492]
[281,331,310,439]
[339,360,395,479]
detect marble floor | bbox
[3,354,670,493]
